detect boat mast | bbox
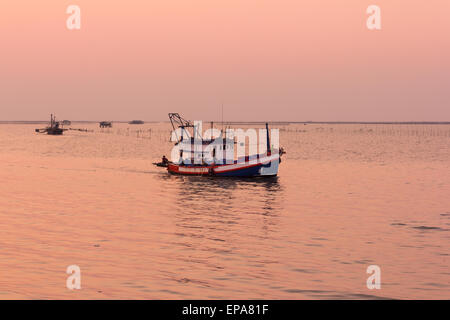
[210,121,214,139]
[266,122,271,156]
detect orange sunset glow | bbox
[1,0,449,121]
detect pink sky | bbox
[0,0,449,121]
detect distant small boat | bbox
[61,120,71,126]
[35,114,65,135]
[99,121,112,128]
[129,120,144,125]
[35,114,90,135]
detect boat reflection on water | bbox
[154,172,285,293]
[157,173,284,244]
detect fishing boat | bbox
[35,114,65,135]
[156,113,283,177]
[35,114,90,135]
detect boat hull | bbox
[167,154,280,177]
[47,129,64,135]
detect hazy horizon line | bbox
[1,120,450,125]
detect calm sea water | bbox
[0,123,449,299]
